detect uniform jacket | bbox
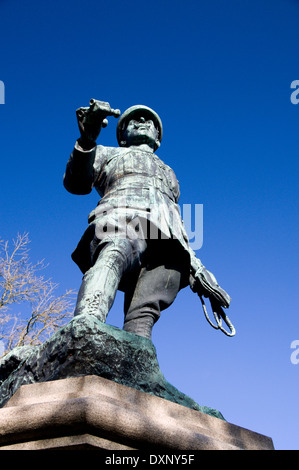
[64,142,201,284]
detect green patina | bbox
[0,315,224,420]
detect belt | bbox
[105,174,176,202]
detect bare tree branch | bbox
[0,233,75,358]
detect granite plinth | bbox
[0,375,274,450]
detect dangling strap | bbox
[200,296,236,337]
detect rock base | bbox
[0,316,223,419]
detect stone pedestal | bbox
[0,317,224,419]
[0,375,274,450]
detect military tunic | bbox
[64,142,193,287]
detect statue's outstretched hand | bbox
[76,99,120,149]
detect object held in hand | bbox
[76,99,120,125]
[76,99,121,143]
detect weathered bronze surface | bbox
[63,99,232,340]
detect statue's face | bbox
[123,116,159,148]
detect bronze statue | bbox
[63,99,233,340]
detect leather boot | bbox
[73,261,120,322]
[73,237,146,322]
[123,314,155,340]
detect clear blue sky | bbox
[0,0,298,450]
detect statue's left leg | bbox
[74,238,146,321]
[123,264,182,340]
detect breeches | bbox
[74,235,186,339]
[95,237,183,324]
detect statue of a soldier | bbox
[63,99,232,340]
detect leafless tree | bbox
[0,233,75,358]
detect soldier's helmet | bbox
[117,105,163,151]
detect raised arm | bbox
[63,142,97,195]
[63,99,120,195]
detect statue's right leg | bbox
[123,264,182,340]
[73,238,146,322]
